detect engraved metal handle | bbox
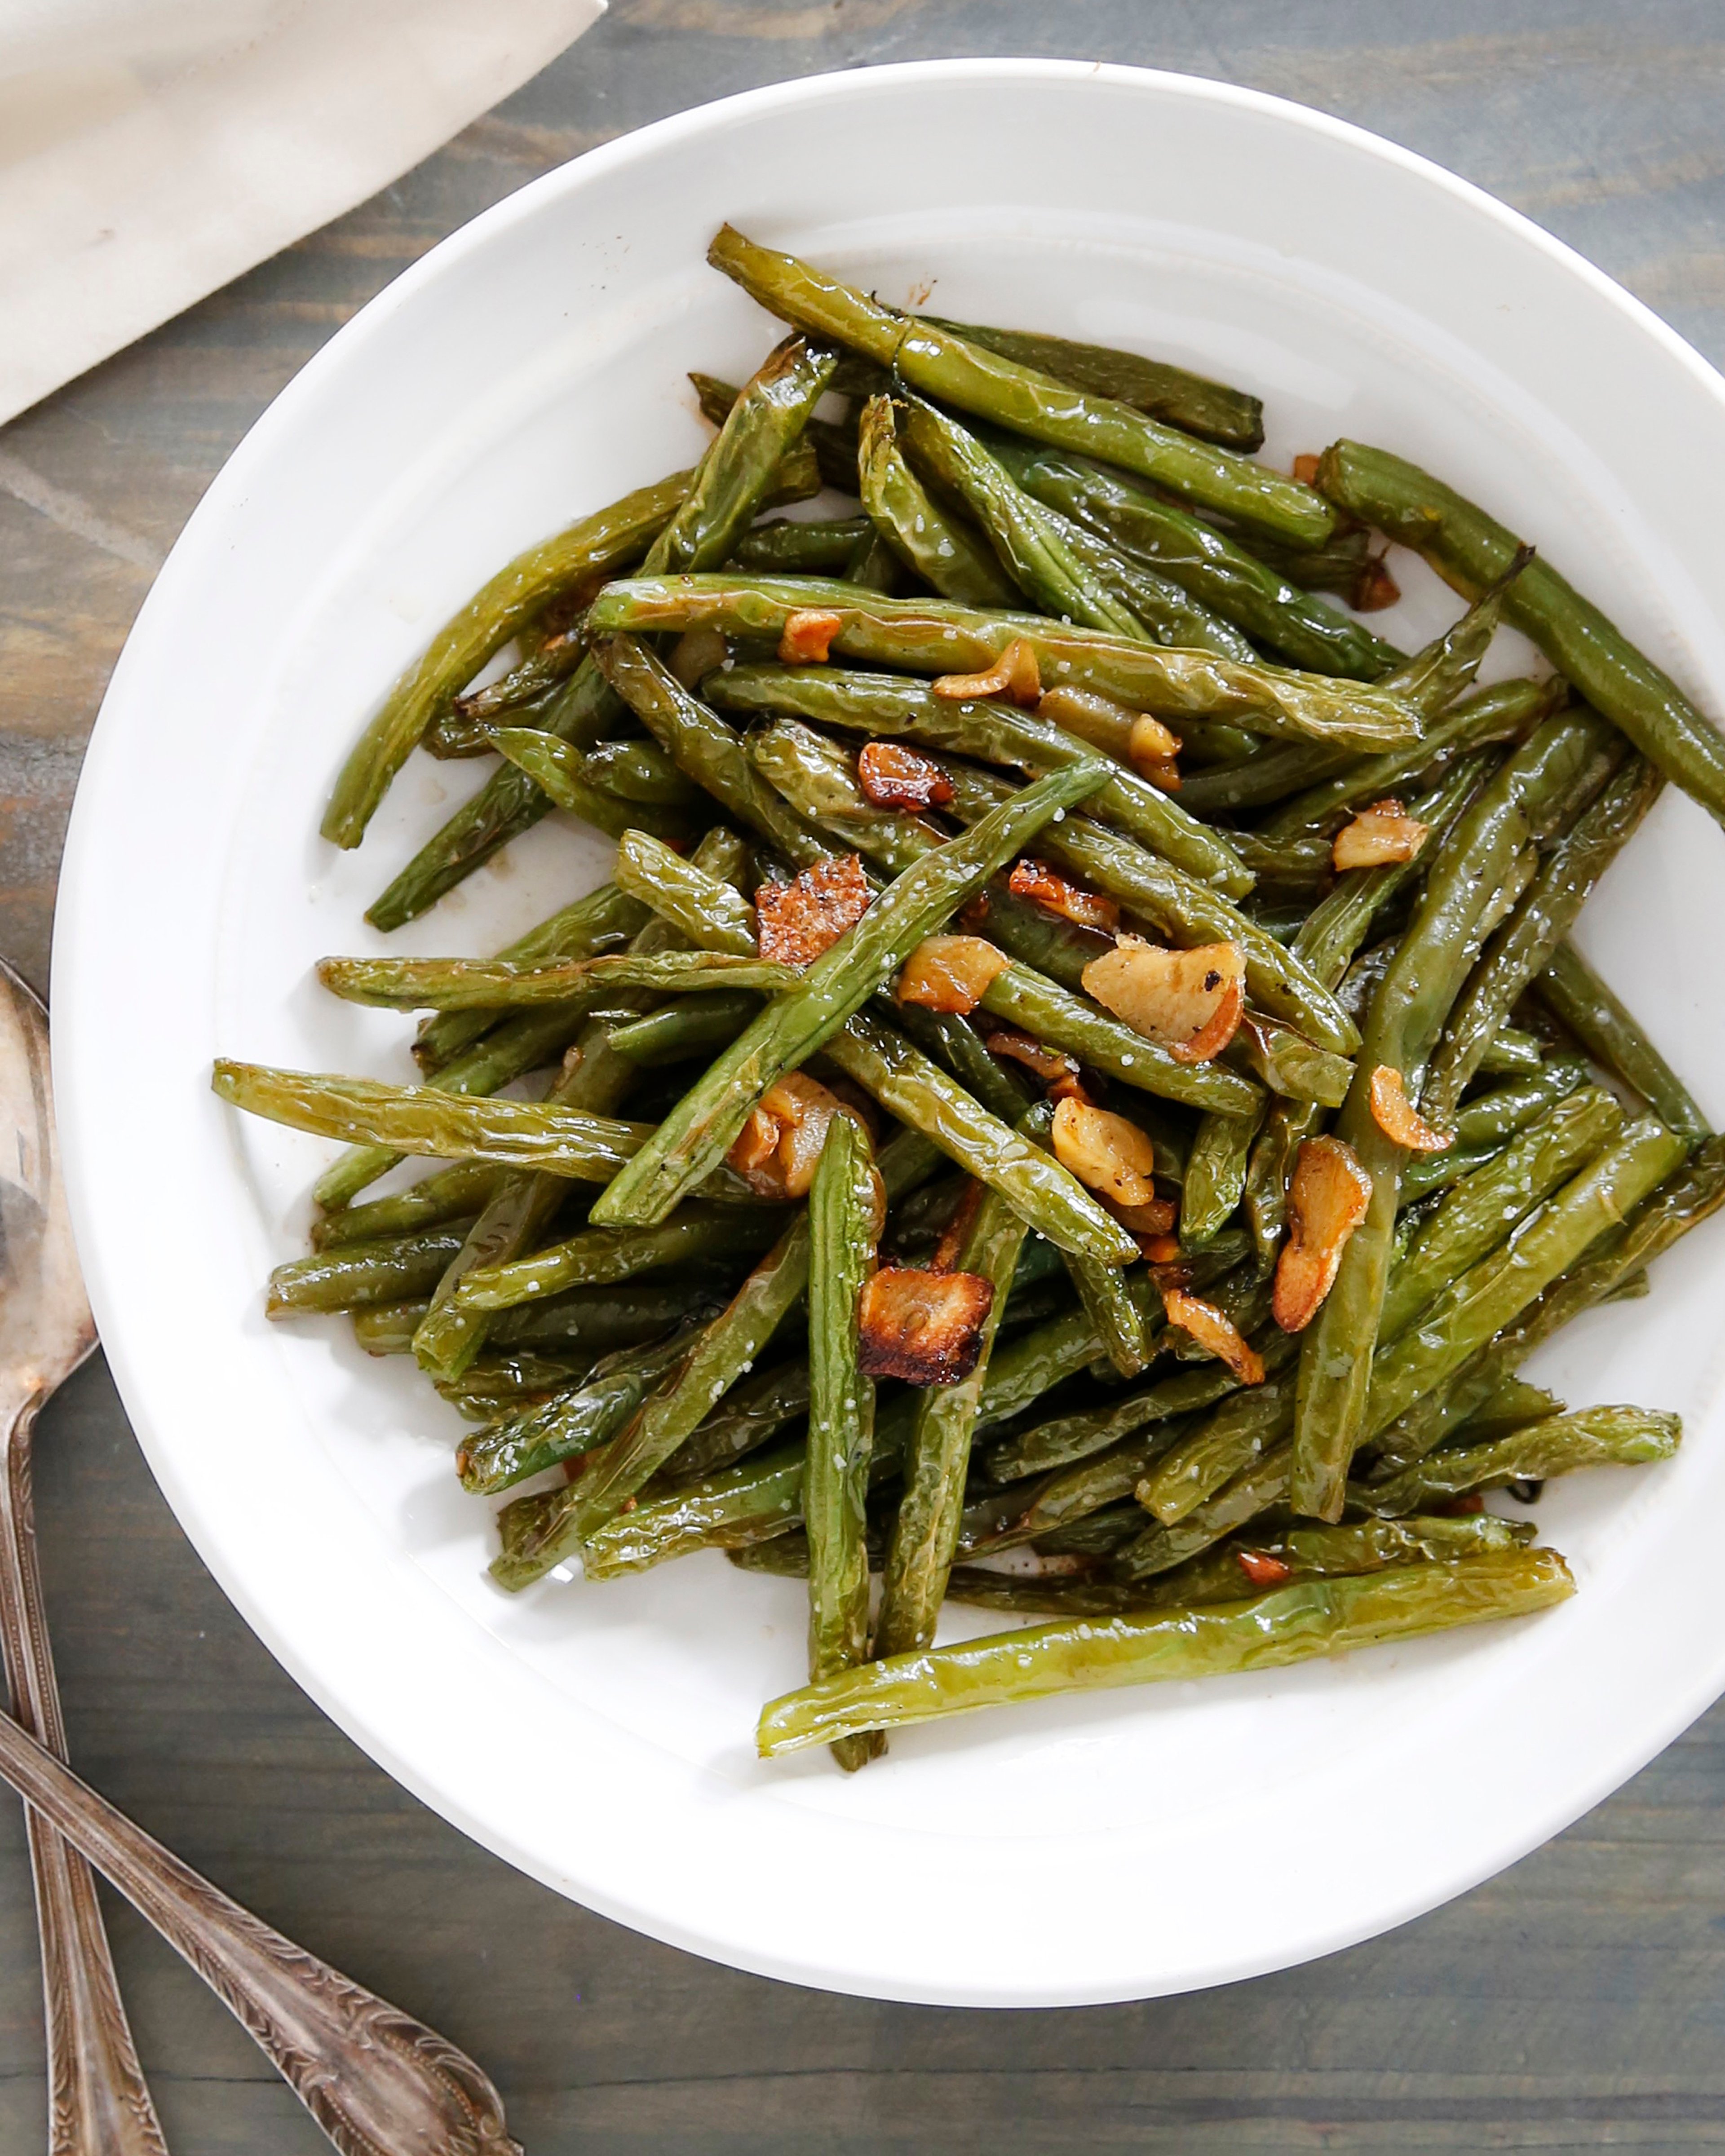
[0,1389,168,2154]
[0,1632,521,2156]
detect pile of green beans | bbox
[218,225,1719,1767]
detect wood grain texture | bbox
[4,2,1725,2147]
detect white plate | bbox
[52,60,1725,2007]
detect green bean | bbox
[559,1126,937,1545]
[565,1216,815,1543]
[587,759,1115,1231]
[1230,523,1386,603]
[756,1548,1573,1754]
[1182,607,1530,843]
[1232,654,1533,909]
[856,395,1022,605]
[885,1002,1031,1126]
[744,715,895,836]
[1374,1135,1725,1467]
[933,1572,1169,1618]
[216,1060,662,1182]
[1176,742,1352,817]
[320,469,690,850]
[1390,1144,1484,1215]
[615,828,760,950]
[589,573,1422,752]
[961,1511,1535,1618]
[1137,1511,1538,1608]
[1136,1346,1303,1524]
[1285,760,1491,1000]
[413,837,754,1380]
[661,335,843,574]
[709,661,1253,896]
[1364,1115,1685,1440]
[1425,760,1665,1122]
[900,397,1258,660]
[1455,1377,1564,1443]
[480,729,693,844]
[492,1281,723,1359]
[446,632,586,735]
[659,1356,810,1483]
[730,1532,878,1582]
[435,1349,591,1415]
[579,1255,1174,1579]
[728,517,874,574]
[1181,1100,1268,1249]
[1111,1439,1293,1577]
[366,394,824,929]
[1378,1087,1624,1341]
[690,371,859,495]
[265,1225,474,1316]
[1167,1259,1277,1364]
[1014,1101,1151,1378]
[1262,681,1550,854]
[1477,1026,1542,1076]
[613,824,1171,1228]
[573,1442,809,1581]
[1456,1058,1592,1144]
[743,709,966,881]
[876,1182,1027,1661]
[709,226,1336,546]
[410,884,646,1074]
[314,998,602,1210]
[802,1112,881,1769]
[967,1305,1119,1428]
[350,1300,430,1353]
[1335,937,1396,1023]
[614,824,1224,1258]
[309,1160,504,1247]
[1536,940,1710,1145]
[920,315,1265,449]
[407,1124,580,1382]
[596,634,836,871]
[1360,1406,1680,1515]
[366,659,628,932]
[607,991,761,1067]
[1290,709,1623,1519]
[1032,1502,1146,1559]
[456,1333,693,1494]
[1226,1016,1352,1108]
[1247,900,1320,948]
[1386,552,1533,711]
[1243,1099,1322,1275]
[453,1201,786,1312]
[1318,437,1725,827]
[979,962,1263,1115]
[840,521,904,594]
[938,762,1360,1055]
[984,1356,1253,1484]
[984,438,1396,677]
[819,1010,1138,1265]
[978,885,1114,993]
[317,948,796,1014]
[958,1419,1195,1562]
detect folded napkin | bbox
[0,0,604,427]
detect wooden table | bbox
[4,4,1724,2147]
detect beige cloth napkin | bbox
[0,0,604,427]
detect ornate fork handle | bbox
[0,1393,168,2154]
[0,1681,521,2156]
